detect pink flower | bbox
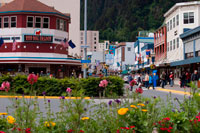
[66,88,72,93]
[1,81,10,92]
[27,74,38,85]
[99,79,108,88]
[135,87,143,94]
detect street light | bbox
[83,0,87,78]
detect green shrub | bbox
[0,75,124,97]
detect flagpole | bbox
[83,0,87,78]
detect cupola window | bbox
[3,17,9,28]
[27,16,34,27]
[11,16,17,27]
[43,17,49,28]
[35,17,41,28]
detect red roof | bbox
[0,0,70,18]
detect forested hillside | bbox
[80,0,195,42]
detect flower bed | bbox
[0,75,200,132]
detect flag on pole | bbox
[12,38,17,51]
[0,37,4,47]
[61,38,69,48]
[68,40,76,49]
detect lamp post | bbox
[83,0,87,78]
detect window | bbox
[81,32,83,36]
[35,17,41,28]
[60,19,64,30]
[94,41,96,44]
[176,15,179,26]
[94,33,96,36]
[43,17,49,28]
[167,42,169,51]
[56,19,60,30]
[177,38,179,48]
[64,20,67,31]
[173,17,175,28]
[170,41,172,51]
[170,19,172,30]
[186,52,194,59]
[94,37,96,40]
[0,17,2,28]
[127,47,131,51]
[11,16,16,27]
[3,17,9,28]
[184,12,194,24]
[94,46,96,49]
[167,22,169,31]
[81,37,83,40]
[173,39,175,50]
[27,16,34,27]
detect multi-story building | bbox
[134,37,154,71]
[113,42,135,71]
[0,0,81,77]
[80,30,99,57]
[164,1,200,79]
[0,0,80,57]
[171,26,200,73]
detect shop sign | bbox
[24,35,53,43]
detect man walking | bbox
[191,70,199,87]
[144,73,149,88]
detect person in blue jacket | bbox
[148,73,155,90]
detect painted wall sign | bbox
[24,35,53,43]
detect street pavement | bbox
[0,84,191,113]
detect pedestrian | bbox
[128,73,133,91]
[160,71,166,88]
[185,71,190,87]
[191,70,199,87]
[148,73,155,90]
[169,72,174,87]
[137,73,142,86]
[144,73,149,88]
[165,72,169,85]
[180,72,186,88]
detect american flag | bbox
[61,38,69,48]
[12,38,17,51]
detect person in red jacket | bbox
[169,72,174,87]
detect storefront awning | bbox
[170,56,200,66]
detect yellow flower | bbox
[141,109,148,112]
[44,121,56,127]
[130,105,138,109]
[7,116,16,124]
[81,117,89,120]
[137,103,145,107]
[118,108,129,115]
[0,113,8,115]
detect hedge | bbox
[0,74,124,97]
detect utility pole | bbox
[83,0,87,78]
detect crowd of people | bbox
[127,70,200,91]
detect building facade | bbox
[0,0,81,77]
[80,30,99,57]
[113,42,135,71]
[171,26,200,73]
[0,0,80,57]
[164,1,200,79]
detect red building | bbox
[154,25,167,65]
[0,0,81,78]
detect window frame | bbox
[176,14,179,26]
[170,19,172,30]
[173,39,176,50]
[170,40,172,51]
[3,16,9,28]
[0,17,2,28]
[173,17,175,28]
[183,12,194,24]
[43,17,50,28]
[127,47,131,51]
[167,22,169,32]
[35,16,42,28]
[177,38,179,48]
[56,19,60,30]
[27,16,34,28]
[11,16,17,28]
[64,20,67,31]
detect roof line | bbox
[0,10,70,19]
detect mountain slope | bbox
[80,0,195,42]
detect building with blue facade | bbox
[134,37,154,71]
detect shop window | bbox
[11,16,16,27]
[3,16,9,28]
[186,52,194,59]
[43,17,49,28]
[35,17,41,28]
[27,16,34,27]
[184,12,194,24]
[176,14,179,26]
